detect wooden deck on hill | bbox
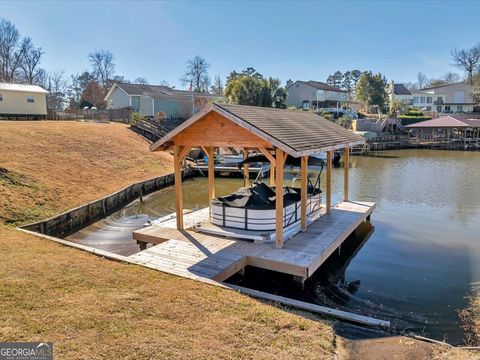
[131,201,375,282]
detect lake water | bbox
[66,149,480,343]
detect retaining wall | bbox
[21,168,195,238]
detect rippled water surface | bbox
[67,149,480,343]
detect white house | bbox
[412,82,478,113]
[0,82,48,119]
[388,81,413,108]
[286,80,349,110]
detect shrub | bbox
[399,108,431,126]
[130,111,147,124]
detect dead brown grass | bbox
[0,226,335,359]
[0,121,172,225]
[0,121,335,359]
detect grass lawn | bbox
[0,120,477,359]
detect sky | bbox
[1,0,480,89]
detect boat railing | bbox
[284,193,321,228]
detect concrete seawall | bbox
[21,168,195,238]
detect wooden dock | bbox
[131,201,375,283]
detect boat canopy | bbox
[213,182,320,209]
[236,154,325,169]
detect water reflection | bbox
[65,150,480,344]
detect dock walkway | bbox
[130,201,375,282]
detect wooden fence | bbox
[47,108,132,123]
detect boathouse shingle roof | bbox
[150,103,365,156]
[405,116,480,129]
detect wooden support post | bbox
[207,146,215,202]
[275,148,284,248]
[243,148,249,187]
[270,164,275,186]
[343,146,350,202]
[300,155,308,232]
[173,145,184,229]
[326,150,333,214]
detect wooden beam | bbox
[343,147,350,202]
[258,147,276,186]
[326,150,333,214]
[177,145,192,163]
[173,145,184,229]
[258,147,276,163]
[275,148,284,248]
[300,155,308,232]
[243,148,249,187]
[207,147,215,201]
[283,151,289,165]
[226,284,391,328]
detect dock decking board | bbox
[130,201,375,282]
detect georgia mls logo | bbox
[0,342,53,360]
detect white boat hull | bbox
[210,193,321,231]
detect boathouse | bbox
[132,103,375,284]
[405,115,480,144]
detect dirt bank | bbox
[0,121,172,225]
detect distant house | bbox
[0,82,48,119]
[286,80,349,110]
[388,81,413,108]
[104,83,219,118]
[411,82,478,113]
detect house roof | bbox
[288,80,347,93]
[106,82,219,100]
[405,116,480,129]
[305,81,348,93]
[150,103,365,156]
[0,82,48,94]
[393,83,411,95]
[418,81,471,91]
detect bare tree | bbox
[0,19,26,82]
[19,37,44,84]
[89,50,115,88]
[41,71,67,110]
[159,80,172,88]
[180,55,210,92]
[210,75,224,95]
[451,45,480,85]
[133,77,149,85]
[417,72,428,89]
[443,71,461,84]
[404,82,418,92]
